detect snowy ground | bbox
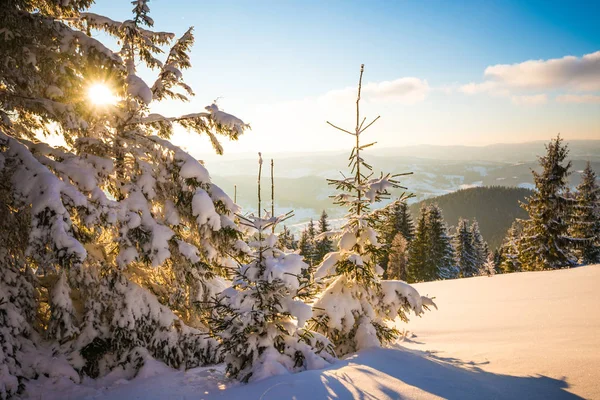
[25,265,599,399]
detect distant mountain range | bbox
[203,140,599,233]
[410,186,533,250]
[370,140,600,163]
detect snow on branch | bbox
[133,104,249,154]
[152,28,195,102]
[0,132,87,269]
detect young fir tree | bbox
[454,219,479,278]
[570,162,600,264]
[1,0,249,386]
[518,135,575,270]
[314,210,334,264]
[426,204,457,280]
[210,155,334,383]
[377,200,414,277]
[499,221,524,273]
[387,233,409,281]
[309,65,434,356]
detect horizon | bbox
[191,137,600,162]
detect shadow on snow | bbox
[222,345,582,400]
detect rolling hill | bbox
[410,186,533,249]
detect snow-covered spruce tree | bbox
[210,155,334,383]
[454,219,478,278]
[518,135,576,270]
[0,169,38,399]
[480,253,496,277]
[1,0,249,385]
[314,210,334,265]
[426,204,457,280]
[499,221,524,273]
[310,65,435,356]
[570,162,600,264]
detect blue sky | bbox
[90,0,600,154]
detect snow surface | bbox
[24,265,599,399]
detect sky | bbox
[89,0,600,156]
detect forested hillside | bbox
[410,187,532,249]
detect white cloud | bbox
[459,81,509,97]
[460,51,600,104]
[484,51,600,91]
[511,94,548,106]
[555,94,600,104]
[322,77,430,105]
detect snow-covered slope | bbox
[404,264,600,399]
[25,265,600,399]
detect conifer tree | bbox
[277,225,297,251]
[470,219,489,271]
[314,210,334,264]
[481,253,496,277]
[310,65,434,356]
[518,135,575,270]
[211,156,333,382]
[1,0,250,385]
[493,248,503,272]
[454,219,478,278]
[379,201,415,243]
[307,218,317,240]
[377,200,414,277]
[406,206,429,283]
[426,204,457,280]
[387,233,409,281]
[571,162,600,264]
[499,221,523,273]
[298,229,314,266]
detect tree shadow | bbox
[337,346,581,400]
[226,346,583,400]
[90,346,583,400]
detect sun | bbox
[88,83,117,106]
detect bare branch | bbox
[359,116,380,134]
[326,121,355,135]
[358,116,367,131]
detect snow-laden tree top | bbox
[1,0,250,276]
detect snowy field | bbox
[26,265,600,399]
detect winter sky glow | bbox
[90,0,600,156]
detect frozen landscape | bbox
[2,1,599,400]
[25,265,600,400]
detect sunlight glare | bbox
[88,83,117,106]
